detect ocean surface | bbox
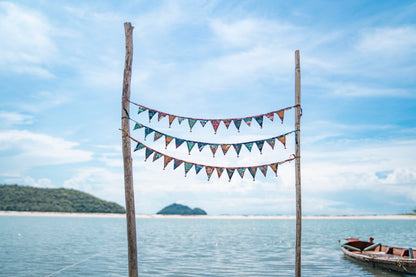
[0,216,415,276]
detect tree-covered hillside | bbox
[157,203,207,215]
[0,184,125,213]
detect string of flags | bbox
[131,119,295,157]
[128,99,299,133]
[130,137,297,181]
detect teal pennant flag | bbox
[199,120,208,127]
[198,142,207,152]
[244,142,253,152]
[226,168,235,181]
[145,148,153,161]
[173,159,183,170]
[138,106,147,114]
[237,168,246,179]
[244,117,252,126]
[133,123,143,130]
[266,138,276,150]
[154,131,163,142]
[186,141,195,154]
[259,165,268,177]
[144,127,154,140]
[134,142,145,152]
[233,119,242,132]
[210,144,219,157]
[233,144,242,157]
[255,140,265,154]
[254,115,263,128]
[148,110,157,122]
[152,153,162,162]
[248,167,257,180]
[175,138,185,148]
[184,162,193,176]
[195,164,203,175]
[188,119,197,132]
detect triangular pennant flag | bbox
[244,142,253,152]
[206,166,214,181]
[199,120,208,127]
[266,138,276,150]
[265,112,274,121]
[248,167,257,181]
[269,163,278,176]
[259,165,268,177]
[244,117,252,126]
[153,152,162,162]
[223,119,231,129]
[216,167,224,179]
[237,168,246,179]
[134,142,145,152]
[173,159,183,170]
[195,164,203,175]
[221,144,231,155]
[198,142,207,152]
[233,119,242,132]
[158,112,167,122]
[154,131,163,142]
[210,144,219,157]
[175,138,185,148]
[148,110,157,122]
[133,123,144,130]
[186,141,195,154]
[163,156,173,169]
[144,127,154,140]
[226,168,235,182]
[211,120,220,134]
[255,140,265,154]
[145,148,153,161]
[276,110,284,123]
[188,119,197,132]
[168,115,176,128]
[165,136,173,149]
[138,106,147,114]
[184,162,193,177]
[177,117,185,125]
[232,144,242,158]
[277,135,286,148]
[254,115,263,128]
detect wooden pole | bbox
[294,50,302,277]
[121,22,138,277]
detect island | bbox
[157,203,207,215]
[0,184,125,214]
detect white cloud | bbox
[0,111,34,127]
[0,2,57,78]
[0,130,92,175]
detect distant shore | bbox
[1,211,415,219]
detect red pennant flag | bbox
[222,119,231,129]
[158,112,167,122]
[210,144,219,157]
[211,120,220,134]
[265,112,274,121]
[206,166,214,181]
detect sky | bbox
[1,0,415,215]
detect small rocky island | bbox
[157,203,207,215]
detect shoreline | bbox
[1,211,415,219]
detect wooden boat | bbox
[339,238,416,275]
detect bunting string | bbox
[126,135,297,182]
[130,119,296,157]
[128,99,299,133]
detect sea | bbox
[0,216,415,277]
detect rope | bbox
[45,253,101,277]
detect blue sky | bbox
[1,0,415,215]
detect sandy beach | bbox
[1,211,415,219]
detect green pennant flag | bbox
[188,119,197,132]
[244,117,252,126]
[148,110,157,122]
[186,141,195,154]
[233,144,242,158]
[184,162,193,177]
[134,142,145,152]
[248,167,257,181]
[145,148,153,161]
[133,123,144,130]
[237,168,246,179]
[244,142,253,152]
[195,164,203,175]
[226,168,235,182]
[138,106,147,114]
[154,131,163,142]
[255,140,265,154]
[254,115,263,128]
[233,119,242,132]
[153,152,162,162]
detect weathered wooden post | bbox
[294,50,302,277]
[121,22,138,277]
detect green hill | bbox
[0,184,125,214]
[157,203,207,215]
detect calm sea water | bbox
[0,216,415,276]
